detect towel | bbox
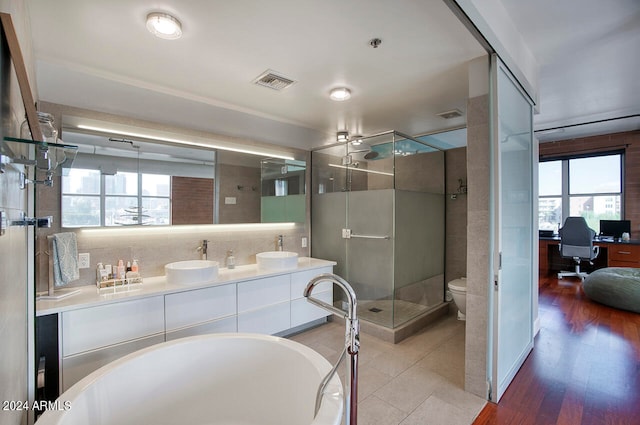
[51,232,79,286]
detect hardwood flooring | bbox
[473,275,640,425]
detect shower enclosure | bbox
[311,131,445,330]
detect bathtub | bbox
[36,333,343,425]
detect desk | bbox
[539,237,640,276]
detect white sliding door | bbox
[489,55,535,402]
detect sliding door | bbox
[489,55,535,402]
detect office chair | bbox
[557,217,600,281]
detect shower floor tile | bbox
[289,313,486,425]
[357,299,430,327]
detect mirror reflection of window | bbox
[275,179,288,196]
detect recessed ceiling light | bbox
[330,87,351,101]
[146,12,182,40]
[337,131,349,142]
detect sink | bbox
[165,260,219,285]
[256,251,299,270]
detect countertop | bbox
[540,236,640,245]
[36,257,336,316]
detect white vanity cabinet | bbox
[290,267,333,328]
[38,259,336,396]
[165,284,237,341]
[60,296,165,390]
[237,275,291,334]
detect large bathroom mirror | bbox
[58,127,306,227]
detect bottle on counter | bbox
[131,259,139,273]
[226,250,235,269]
[117,260,126,280]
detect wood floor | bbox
[473,274,640,425]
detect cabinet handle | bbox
[617,251,631,255]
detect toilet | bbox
[447,277,467,320]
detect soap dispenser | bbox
[226,250,235,269]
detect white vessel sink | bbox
[256,251,299,270]
[165,260,219,285]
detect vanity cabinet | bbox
[238,275,291,334]
[39,260,335,397]
[60,296,165,390]
[290,268,333,328]
[165,284,237,341]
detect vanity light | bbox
[329,87,351,101]
[336,131,349,143]
[76,125,295,160]
[146,12,183,40]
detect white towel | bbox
[52,232,79,286]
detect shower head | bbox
[363,151,379,160]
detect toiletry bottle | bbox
[117,260,126,280]
[131,259,139,273]
[226,250,235,269]
[126,261,132,272]
[96,263,104,282]
[105,264,113,279]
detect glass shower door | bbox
[343,133,395,327]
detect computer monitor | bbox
[599,219,631,238]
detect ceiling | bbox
[500,0,640,142]
[27,1,639,150]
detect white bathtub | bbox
[36,333,343,425]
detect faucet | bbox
[277,235,284,251]
[197,240,208,260]
[304,273,359,425]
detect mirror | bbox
[260,158,306,223]
[58,128,306,227]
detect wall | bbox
[217,163,260,224]
[464,93,491,398]
[171,177,214,225]
[538,130,640,233]
[445,147,468,281]
[0,2,35,424]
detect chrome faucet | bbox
[197,240,208,260]
[304,273,359,425]
[277,235,284,251]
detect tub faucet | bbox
[197,240,208,260]
[277,235,284,251]
[304,273,359,425]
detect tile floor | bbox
[289,313,486,425]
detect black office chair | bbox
[557,217,600,281]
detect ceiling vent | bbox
[253,70,296,91]
[436,109,463,119]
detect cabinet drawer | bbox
[62,296,165,356]
[166,316,237,341]
[238,275,290,313]
[62,334,165,391]
[291,289,333,328]
[165,284,236,332]
[290,267,333,300]
[608,245,640,263]
[238,302,290,334]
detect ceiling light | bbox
[330,87,351,101]
[337,131,349,142]
[146,12,182,40]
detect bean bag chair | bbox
[582,268,640,314]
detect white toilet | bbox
[447,277,467,320]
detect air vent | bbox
[436,109,463,119]
[253,70,296,91]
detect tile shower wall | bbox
[445,147,468,282]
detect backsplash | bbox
[36,225,309,292]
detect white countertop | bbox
[36,257,336,316]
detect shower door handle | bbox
[342,228,390,240]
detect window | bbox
[62,169,171,227]
[538,153,623,232]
